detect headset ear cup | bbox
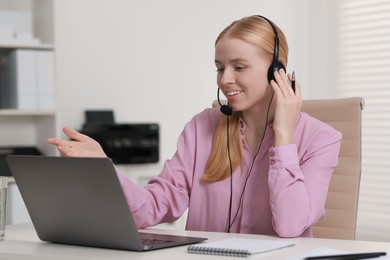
[267,62,286,83]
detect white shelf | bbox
[0,42,54,50]
[0,109,55,116]
[0,0,57,154]
[0,0,56,226]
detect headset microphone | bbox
[220,104,233,116]
[217,88,233,116]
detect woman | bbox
[48,15,341,238]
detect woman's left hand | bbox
[270,69,302,147]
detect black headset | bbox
[218,15,285,116]
[259,15,286,83]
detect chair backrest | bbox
[212,97,364,239]
[301,97,363,240]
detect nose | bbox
[218,68,234,86]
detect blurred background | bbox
[0,0,389,243]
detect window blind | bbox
[336,0,390,241]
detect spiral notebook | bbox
[187,237,295,257]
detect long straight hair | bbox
[203,15,288,182]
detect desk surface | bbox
[1,223,390,260]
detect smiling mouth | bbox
[226,90,243,96]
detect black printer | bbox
[80,110,159,164]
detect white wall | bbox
[1,0,338,227]
[53,0,335,162]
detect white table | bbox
[1,223,390,259]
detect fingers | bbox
[46,137,71,157]
[47,137,58,145]
[46,127,77,145]
[48,127,94,146]
[271,69,302,98]
[46,137,71,149]
[47,127,81,151]
[271,70,293,94]
[63,127,89,142]
[47,127,100,157]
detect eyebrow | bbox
[215,58,249,64]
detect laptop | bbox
[6,155,207,251]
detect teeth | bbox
[227,91,242,96]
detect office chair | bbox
[212,97,364,240]
[302,97,363,240]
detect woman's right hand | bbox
[47,127,107,158]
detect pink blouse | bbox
[117,107,342,238]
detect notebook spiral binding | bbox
[187,245,251,258]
